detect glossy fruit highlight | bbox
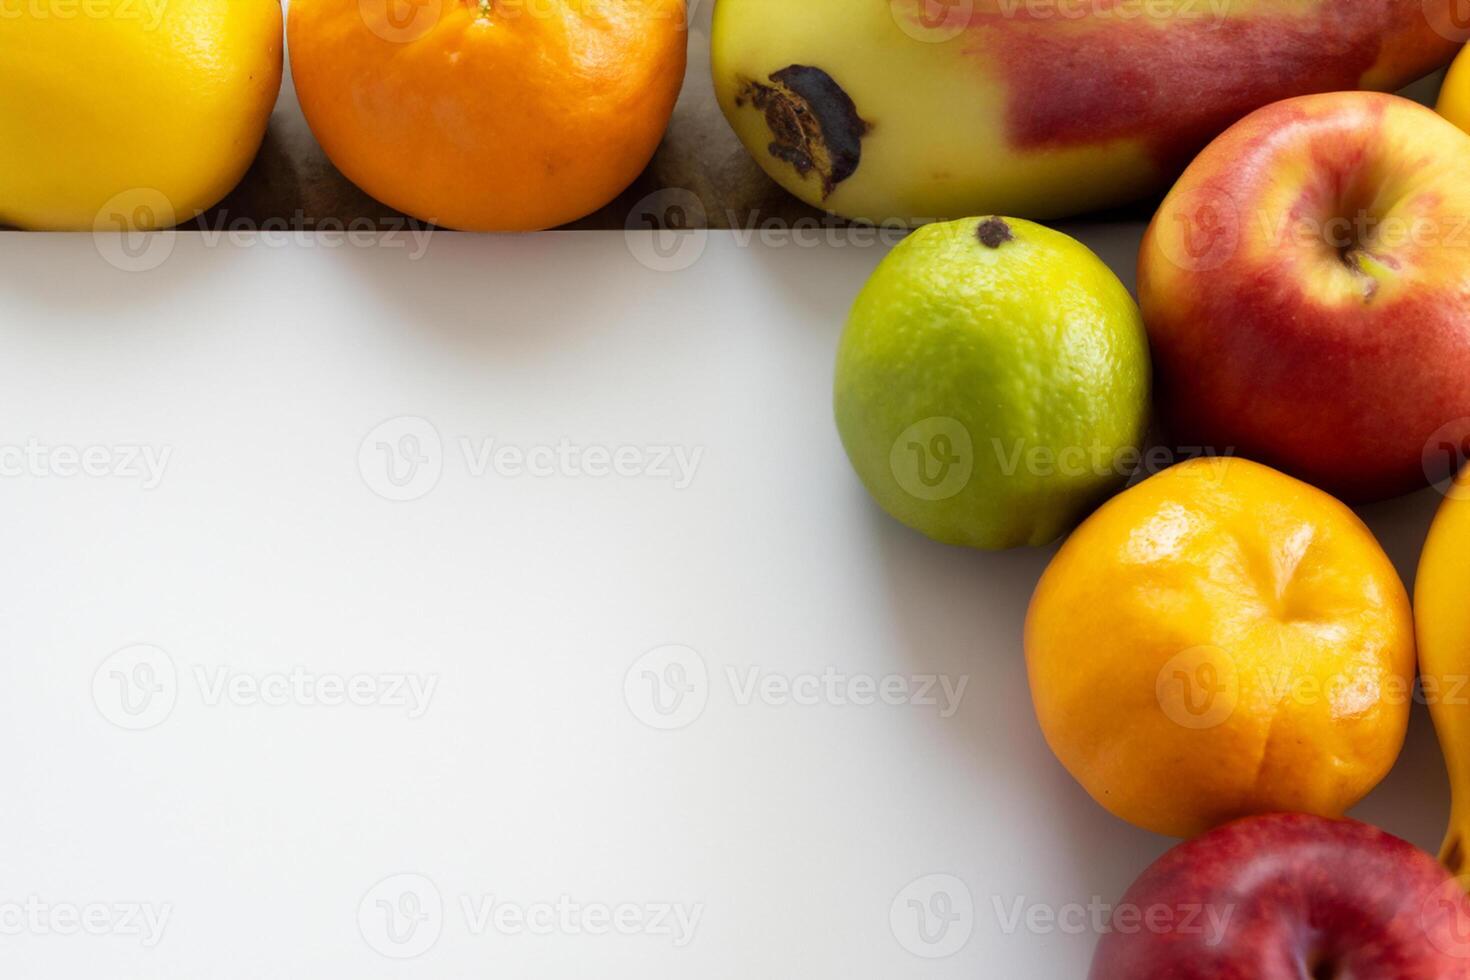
[1027,457,1415,838]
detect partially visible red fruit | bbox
[1091,813,1470,979]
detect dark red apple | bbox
[1090,813,1470,979]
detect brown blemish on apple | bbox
[736,65,870,199]
[976,217,1013,248]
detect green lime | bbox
[834,216,1151,549]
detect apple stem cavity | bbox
[1308,952,1339,980]
[1339,245,1398,302]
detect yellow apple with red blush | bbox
[1139,92,1470,502]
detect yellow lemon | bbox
[1026,457,1414,839]
[0,0,282,230]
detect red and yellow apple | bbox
[711,1,1460,223]
[1091,814,1470,979]
[1139,92,1470,502]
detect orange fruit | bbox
[1026,457,1414,839]
[288,0,687,231]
